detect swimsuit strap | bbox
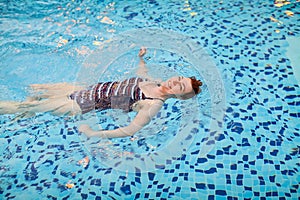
[143,96,165,103]
[139,81,165,103]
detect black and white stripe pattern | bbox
[69,77,147,113]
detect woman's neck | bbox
[139,82,171,100]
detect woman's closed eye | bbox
[180,83,185,92]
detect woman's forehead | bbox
[169,76,192,85]
[182,77,192,84]
[183,78,193,90]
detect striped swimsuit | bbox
[69,77,163,114]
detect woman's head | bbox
[161,76,203,100]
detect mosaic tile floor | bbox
[0,0,299,199]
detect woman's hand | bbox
[138,47,147,57]
[79,124,100,138]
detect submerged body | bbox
[69,77,164,114]
[0,47,202,138]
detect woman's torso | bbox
[69,77,162,114]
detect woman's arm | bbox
[136,47,152,80]
[79,100,163,138]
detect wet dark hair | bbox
[190,76,203,94]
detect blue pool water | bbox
[0,0,299,199]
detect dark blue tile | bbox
[120,185,131,195]
[216,190,227,196]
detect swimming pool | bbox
[0,0,299,199]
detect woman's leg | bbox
[0,82,82,116]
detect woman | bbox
[0,47,202,138]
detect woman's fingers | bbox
[79,124,97,138]
[138,47,147,57]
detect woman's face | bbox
[161,76,194,98]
